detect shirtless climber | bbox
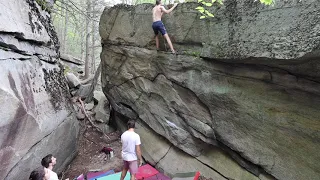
[152,0,178,54]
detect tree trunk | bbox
[91,0,96,74]
[62,1,68,53]
[59,0,64,45]
[81,29,85,61]
[84,0,91,79]
[80,6,85,61]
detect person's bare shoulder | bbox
[160,6,165,12]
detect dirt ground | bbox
[62,124,124,180]
[61,122,212,180]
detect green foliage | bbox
[184,50,201,57]
[64,65,71,75]
[68,31,76,38]
[35,0,49,12]
[196,0,273,19]
[196,0,222,19]
[134,0,155,5]
[52,0,87,58]
[260,0,273,5]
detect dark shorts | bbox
[152,21,167,35]
[123,160,138,174]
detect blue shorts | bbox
[152,21,167,35]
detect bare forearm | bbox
[162,3,177,14]
[137,149,142,161]
[168,4,177,13]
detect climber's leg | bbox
[163,34,175,53]
[155,35,159,50]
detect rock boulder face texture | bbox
[100,1,320,180]
[0,0,79,179]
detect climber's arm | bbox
[160,3,178,14]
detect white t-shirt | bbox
[121,130,141,161]
[48,169,59,180]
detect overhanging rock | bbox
[100,1,320,180]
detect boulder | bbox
[66,72,81,88]
[0,0,79,179]
[94,91,110,124]
[4,116,79,180]
[96,123,116,134]
[100,1,320,80]
[85,102,95,111]
[100,1,320,180]
[94,91,107,103]
[135,121,172,166]
[115,114,269,180]
[76,110,85,120]
[74,84,91,98]
[156,146,226,180]
[60,54,84,75]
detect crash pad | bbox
[144,172,171,180]
[136,164,159,180]
[88,170,115,180]
[96,172,130,180]
[76,174,84,180]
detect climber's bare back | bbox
[152,5,163,22]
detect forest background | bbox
[53,0,174,79]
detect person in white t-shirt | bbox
[120,120,142,180]
[41,154,69,180]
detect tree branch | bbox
[78,97,110,139]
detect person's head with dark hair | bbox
[155,0,161,5]
[127,120,135,129]
[41,154,56,168]
[29,166,50,180]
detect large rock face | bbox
[0,0,79,179]
[100,1,320,180]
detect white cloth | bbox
[48,169,59,180]
[121,130,141,161]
